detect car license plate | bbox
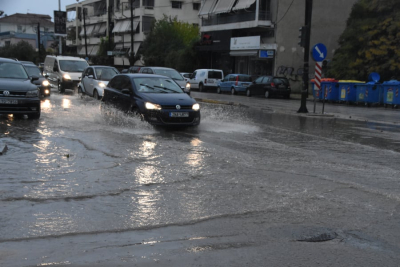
[0,99,18,104]
[208,79,215,83]
[170,112,189,117]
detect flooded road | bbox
[1,91,400,266]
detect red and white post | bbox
[313,61,323,113]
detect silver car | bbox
[139,67,190,95]
[79,66,119,99]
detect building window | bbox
[193,3,200,10]
[143,0,154,9]
[172,1,182,9]
[5,41,11,46]
[17,25,23,32]
[44,27,49,32]
[115,0,120,10]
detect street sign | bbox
[312,43,327,62]
[54,11,67,35]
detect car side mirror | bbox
[121,88,131,95]
[221,79,225,82]
[44,74,49,78]
[31,75,39,82]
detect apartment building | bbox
[66,0,201,67]
[196,0,358,87]
[0,13,55,49]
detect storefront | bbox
[230,36,275,77]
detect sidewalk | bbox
[191,91,400,125]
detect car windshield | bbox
[59,60,89,72]
[134,77,184,93]
[153,69,183,81]
[95,67,119,81]
[24,65,43,77]
[0,62,29,79]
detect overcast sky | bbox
[1,0,79,21]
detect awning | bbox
[113,20,139,33]
[212,0,236,14]
[198,0,218,16]
[78,46,87,55]
[90,45,99,55]
[112,21,123,33]
[79,24,95,36]
[229,50,258,56]
[232,0,256,11]
[92,23,102,35]
[113,42,141,55]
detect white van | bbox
[44,55,89,93]
[186,69,224,92]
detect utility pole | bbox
[297,0,313,113]
[108,1,113,52]
[83,8,88,59]
[58,0,62,55]
[37,23,41,58]
[130,0,134,64]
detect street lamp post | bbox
[83,8,88,59]
[58,0,62,55]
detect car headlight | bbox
[26,89,39,98]
[145,102,162,110]
[63,74,71,80]
[99,82,106,88]
[42,80,50,86]
[192,103,200,111]
[186,83,191,90]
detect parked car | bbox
[217,74,253,95]
[181,72,191,82]
[19,60,35,65]
[186,69,224,92]
[101,74,200,127]
[128,65,142,73]
[139,67,190,94]
[79,66,120,99]
[44,55,89,93]
[246,76,291,99]
[22,62,51,97]
[0,57,41,119]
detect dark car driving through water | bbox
[101,74,200,126]
[0,57,41,119]
[22,62,51,97]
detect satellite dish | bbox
[368,72,380,83]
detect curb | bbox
[194,98,247,107]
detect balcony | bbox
[202,11,271,26]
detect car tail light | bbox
[235,76,239,86]
[271,82,276,87]
[205,79,207,84]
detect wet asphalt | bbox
[0,88,400,266]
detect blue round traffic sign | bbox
[312,43,327,62]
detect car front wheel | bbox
[93,90,99,100]
[199,83,204,92]
[246,89,251,97]
[58,81,65,94]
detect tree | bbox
[0,40,37,62]
[139,16,200,71]
[327,0,400,81]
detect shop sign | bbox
[259,50,274,58]
[230,36,260,50]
